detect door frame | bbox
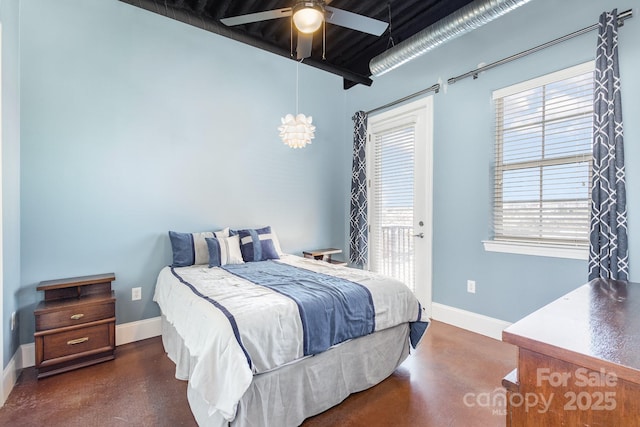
[366,96,433,317]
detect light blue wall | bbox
[10,0,640,357]
[346,0,640,322]
[18,0,348,344]
[2,0,21,368]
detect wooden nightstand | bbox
[34,273,116,379]
[303,248,348,266]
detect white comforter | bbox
[154,254,424,422]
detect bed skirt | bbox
[161,316,411,427]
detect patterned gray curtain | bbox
[588,9,628,281]
[349,111,368,267]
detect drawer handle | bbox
[70,313,85,320]
[67,337,89,345]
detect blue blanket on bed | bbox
[223,261,376,355]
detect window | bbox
[485,62,594,259]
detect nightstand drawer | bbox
[41,322,114,362]
[36,301,115,331]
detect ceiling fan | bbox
[220,1,389,60]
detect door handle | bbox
[413,232,424,238]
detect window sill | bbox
[482,240,588,260]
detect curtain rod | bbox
[448,8,633,85]
[365,83,440,115]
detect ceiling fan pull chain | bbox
[322,18,326,60]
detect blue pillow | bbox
[236,226,280,262]
[169,228,229,267]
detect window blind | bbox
[492,65,594,248]
[370,125,415,290]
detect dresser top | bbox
[503,279,640,383]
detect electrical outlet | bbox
[10,311,16,331]
[132,287,142,301]
[467,280,476,294]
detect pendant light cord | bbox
[296,59,304,114]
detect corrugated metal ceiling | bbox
[119,0,476,88]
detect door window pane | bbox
[371,126,415,290]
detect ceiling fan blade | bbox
[220,8,292,26]
[296,33,313,60]
[325,6,388,36]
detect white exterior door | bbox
[367,97,433,315]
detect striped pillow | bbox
[236,226,280,262]
[205,235,244,267]
[168,228,229,267]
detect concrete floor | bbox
[0,320,517,426]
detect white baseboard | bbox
[115,316,162,346]
[2,316,162,405]
[1,348,21,406]
[21,343,34,370]
[431,303,511,340]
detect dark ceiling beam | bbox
[118,0,372,87]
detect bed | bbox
[155,228,429,427]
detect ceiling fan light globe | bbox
[293,7,323,33]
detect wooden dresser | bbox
[34,273,116,379]
[502,278,640,426]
